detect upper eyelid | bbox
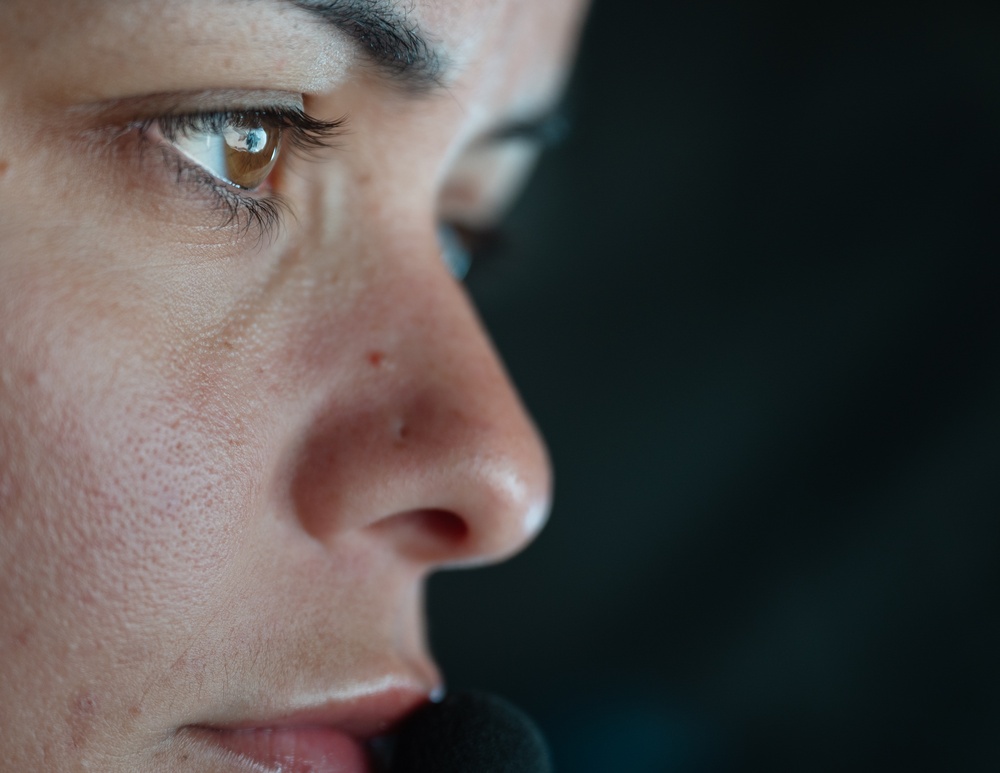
[72,89,309,127]
[149,107,350,151]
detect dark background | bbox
[430,2,1000,771]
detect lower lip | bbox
[193,726,373,773]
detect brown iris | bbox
[221,122,280,189]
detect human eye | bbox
[436,110,570,282]
[137,104,347,239]
[438,223,505,281]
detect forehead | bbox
[2,0,585,112]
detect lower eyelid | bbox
[95,104,341,244]
[119,121,290,243]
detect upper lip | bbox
[187,674,440,741]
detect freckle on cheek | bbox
[367,350,385,367]
[0,158,9,176]
[13,624,35,647]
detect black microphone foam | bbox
[388,691,553,773]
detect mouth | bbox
[181,682,436,773]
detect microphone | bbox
[387,691,553,773]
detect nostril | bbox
[418,509,469,543]
[368,509,470,561]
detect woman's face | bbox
[0,0,585,769]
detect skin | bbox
[0,0,587,769]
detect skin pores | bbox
[0,0,587,770]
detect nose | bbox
[287,227,552,569]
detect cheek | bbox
[0,266,264,670]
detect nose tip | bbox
[350,373,553,567]
[365,433,552,568]
[416,422,553,568]
[288,269,552,569]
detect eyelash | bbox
[128,104,504,276]
[136,106,348,240]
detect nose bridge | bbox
[287,229,552,568]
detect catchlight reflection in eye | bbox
[171,119,280,190]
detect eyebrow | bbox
[285,0,448,93]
